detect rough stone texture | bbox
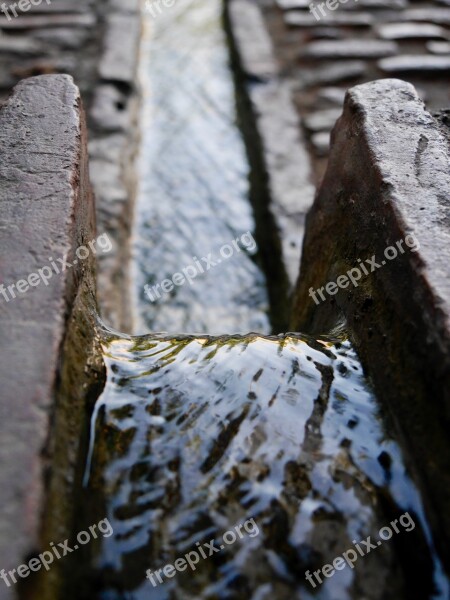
[291,79,450,572]
[0,75,103,599]
[226,0,315,297]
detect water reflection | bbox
[83,330,447,599]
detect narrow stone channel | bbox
[76,1,449,599]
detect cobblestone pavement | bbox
[260,0,450,181]
[0,0,101,105]
[0,0,140,330]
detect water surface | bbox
[83,330,448,600]
[131,0,269,335]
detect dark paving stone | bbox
[32,27,91,49]
[302,38,398,59]
[0,0,92,12]
[285,10,374,27]
[317,86,347,104]
[362,0,406,5]
[228,0,315,287]
[90,84,132,132]
[276,0,310,8]
[285,0,406,6]
[311,130,330,155]
[297,60,367,86]
[403,7,450,25]
[99,14,140,84]
[0,34,42,54]
[304,107,342,131]
[226,0,278,81]
[379,54,450,73]
[109,0,140,10]
[0,13,96,29]
[309,26,343,39]
[339,0,407,8]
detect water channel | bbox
[79,1,449,598]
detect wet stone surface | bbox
[82,332,448,599]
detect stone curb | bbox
[291,78,450,571]
[226,0,315,286]
[0,74,102,600]
[88,0,142,332]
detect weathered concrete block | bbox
[291,78,450,572]
[0,75,102,599]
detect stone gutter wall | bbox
[88,0,141,332]
[0,75,104,600]
[225,0,315,331]
[226,0,315,289]
[0,3,141,594]
[291,78,450,573]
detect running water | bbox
[81,328,448,600]
[131,0,270,335]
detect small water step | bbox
[81,330,447,599]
